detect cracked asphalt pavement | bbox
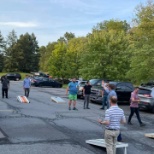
[0,81,154,154]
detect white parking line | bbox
[0,110,14,112]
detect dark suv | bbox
[6,73,21,81]
[90,81,134,104]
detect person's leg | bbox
[86,95,90,108]
[24,88,27,96]
[84,95,87,109]
[73,95,78,110]
[135,108,142,124]
[5,88,8,98]
[2,88,4,98]
[4,89,7,98]
[101,96,105,109]
[104,96,107,109]
[27,88,30,97]
[128,107,135,123]
[68,94,73,110]
[107,100,110,109]
[113,130,120,154]
[105,130,114,154]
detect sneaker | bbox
[83,107,86,109]
[68,107,71,110]
[87,107,90,109]
[128,122,133,125]
[100,107,104,110]
[140,123,146,127]
[73,107,78,110]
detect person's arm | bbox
[66,83,70,95]
[83,87,85,96]
[120,115,126,124]
[98,119,110,125]
[23,79,25,89]
[29,79,31,88]
[98,110,110,125]
[102,89,104,97]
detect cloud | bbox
[0,22,38,28]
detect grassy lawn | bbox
[0,72,31,80]
[62,84,68,89]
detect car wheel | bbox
[16,78,19,81]
[38,83,43,87]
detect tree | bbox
[93,20,130,32]
[48,42,67,78]
[65,37,87,78]
[0,31,5,72]
[57,32,75,43]
[4,30,18,71]
[80,20,130,80]
[127,1,154,83]
[17,33,40,72]
[39,42,57,72]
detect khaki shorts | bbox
[69,94,77,100]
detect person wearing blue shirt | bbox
[23,75,31,97]
[100,82,109,110]
[102,82,117,109]
[66,78,78,110]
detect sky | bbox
[0,0,148,46]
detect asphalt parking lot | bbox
[0,81,154,154]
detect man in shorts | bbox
[66,78,78,110]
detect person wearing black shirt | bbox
[1,76,10,98]
[83,81,92,109]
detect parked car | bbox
[138,86,154,113]
[31,72,49,78]
[90,81,134,104]
[89,79,111,86]
[77,81,87,98]
[141,80,154,87]
[31,77,62,88]
[6,73,21,81]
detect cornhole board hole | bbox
[17,96,30,103]
[86,139,128,154]
[51,96,66,103]
[145,133,154,139]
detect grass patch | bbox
[63,84,68,89]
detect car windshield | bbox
[109,81,117,85]
[79,81,86,86]
[138,88,151,95]
[89,79,100,85]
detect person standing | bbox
[66,78,78,110]
[23,75,31,98]
[1,76,10,98]
[83,81,92,109]
[100,81,109,110]
[128,87,145,127]
[102,82,117,109]
[98,96,126,154]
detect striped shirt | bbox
[104,105,125,130]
